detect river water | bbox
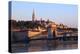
[11,39,78,53]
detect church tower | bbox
[32,9,35,22]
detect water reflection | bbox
[11,40,77,53]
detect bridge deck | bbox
[30,36,78,41]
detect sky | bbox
[11,1,78,28]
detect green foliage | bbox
[10,20,46,29]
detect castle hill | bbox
[9,2,78,52]
[10,9,78,39]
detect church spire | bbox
[32,9,35,22]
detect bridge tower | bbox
[47,23,57,39]
[47,23,57,50]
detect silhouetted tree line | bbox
[9,20,46,29]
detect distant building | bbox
[32,9,35,22]
[57,24,68,29]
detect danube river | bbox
[11,38,78,53]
